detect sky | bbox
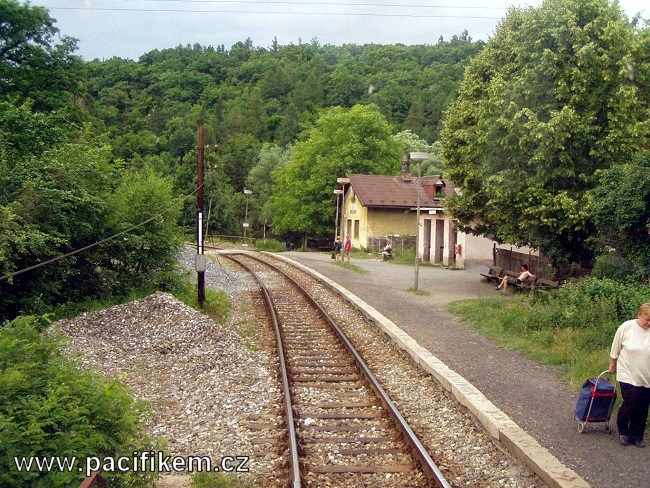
[31,0,647,60]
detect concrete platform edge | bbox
[266,252,589,488]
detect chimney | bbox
[401,155,411,181]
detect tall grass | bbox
[448,278,650,387]
[255,238,287,252]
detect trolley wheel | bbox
[578,422,585,433]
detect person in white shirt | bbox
[609,303,650,448]
[496,264,535,291]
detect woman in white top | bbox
[609,303,650,448]
[496,264,535,291]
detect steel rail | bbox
[228,252,451,488]
[222,254,302,488]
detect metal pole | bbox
[340,184,345,239]
[243,195,249,246]
[197,122,205,308]
[414,158,421,290]
[334,192,340,240]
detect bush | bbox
[591,253,639,282]
[526,278,650,348]
[254,239,286,252]
[0,316,156,487]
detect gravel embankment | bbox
[53,290,285,485]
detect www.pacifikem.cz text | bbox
[13,451,250,477]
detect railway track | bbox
[223,252,450,488]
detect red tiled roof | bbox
[347,174,451,209]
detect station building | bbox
[339,161,535,269]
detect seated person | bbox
[380,240,393,261]
[496,264,534,290]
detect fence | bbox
[494,248,552,280]
[367,235,416,257]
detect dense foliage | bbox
[80,35,485,239]
[0,316,156,487]
[0,3,182,319]
[441,0,649,266]
[0,0,81,111]
[268,104,402,238]
[587,153,650,280]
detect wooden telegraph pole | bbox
[196,122,206,308]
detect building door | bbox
[434,219,444,263]
[423,219,431,262]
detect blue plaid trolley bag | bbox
[574,370,617,433]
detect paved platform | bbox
[283,252,650,488]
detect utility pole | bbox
[196,122,206,308]
[409,152,430,291]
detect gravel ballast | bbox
[260,253,545,488]
[53,290,285,485]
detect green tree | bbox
[218,133,262,192]
[0,0,81,110]
[393,130,443,175]
[268,104,401,241]
[0,140,117,318]
[105,167,181,290]
[441,0,648,263]
[245,144,291,236]
[588,153,650,281]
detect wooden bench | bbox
[513,275,537,291]
[498,271,536,292]
[535,277,560,294]
[480,266,504,284]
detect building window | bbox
[347,219,352,237]
[354,220,360,239]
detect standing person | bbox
[609,303,650,447]
[333,236,343,261]
[344,235,352,263]
[496,264,534,290]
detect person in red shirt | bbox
[343,235,352,263]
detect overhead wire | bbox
[47,6,503,19]
[0,183,204,283]
[125,0,509,10]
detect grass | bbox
[254,238,286,252]
[349,249,375,259]
[405,287,431,296]
[389,246,416,265]
[330,260,369,274]
[447,296,610,388]
[448,297,650,432]
[192,472,252,487]
[172,280,230,324]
